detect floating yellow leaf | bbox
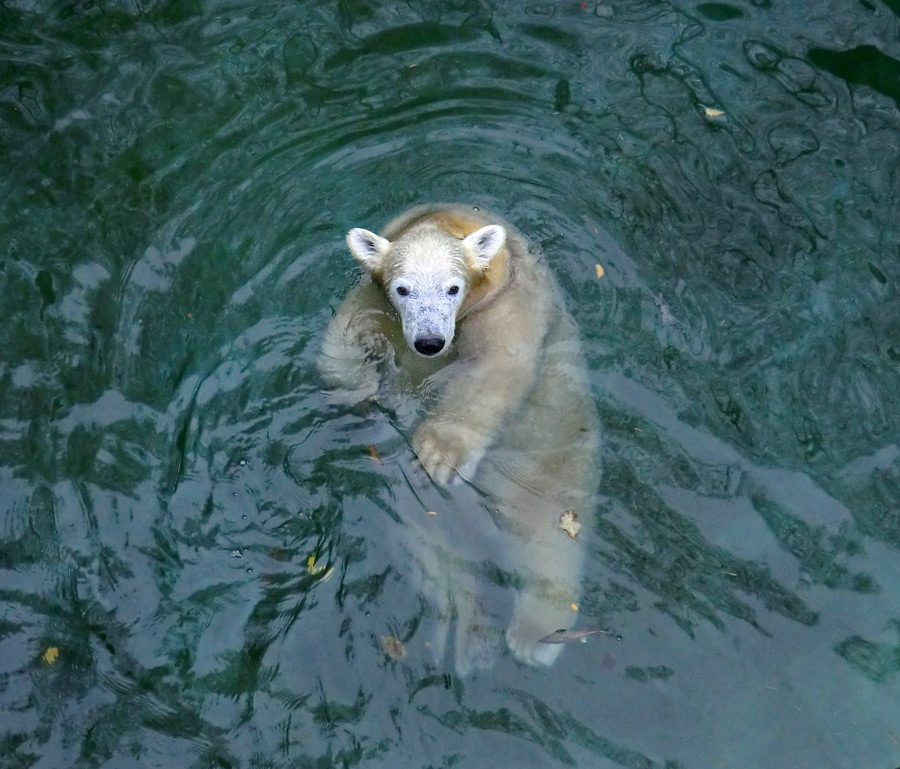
[559,510,582,539]
[571,603,579,611]
[595,263,605,279]
[306,554,327,576]
[42,647,59,665]
[426,510,437,516]
[368,445,382,464]
[380,635,406,660]
[703,106,725,117]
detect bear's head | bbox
[345,222,506,357]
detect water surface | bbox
[2,1,900,768]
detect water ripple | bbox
[2,1,900,767]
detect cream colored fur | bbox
[319,204,600,673]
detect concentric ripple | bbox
[1,1,899,768]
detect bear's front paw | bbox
[318,323,388,397]
[412,421,486,486]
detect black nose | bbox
[414,336,446,356]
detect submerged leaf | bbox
[380,635,406,660]
[539,628,608,644]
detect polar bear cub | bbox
[319,204,599,673]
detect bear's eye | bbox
[447,285,460,296]
[396,286,409,297]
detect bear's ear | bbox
[462,225,506,270]
[347,228,391,273]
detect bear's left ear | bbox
[347,228,391,274]
[462,225,506,270]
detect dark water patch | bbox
[34,270,56,318]
[625,664,674,681]
[696,3,745,21]
[808,44,900,105]
[835,626,900,683]
[519,22,584,50]
[555,77,571,111]
[751,493,876,592]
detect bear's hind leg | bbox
[506,594,569,668]
[499,497,587,668]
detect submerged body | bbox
[319,204,600,674]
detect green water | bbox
[2,1,899,767]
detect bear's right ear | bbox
[347,228,391,274]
